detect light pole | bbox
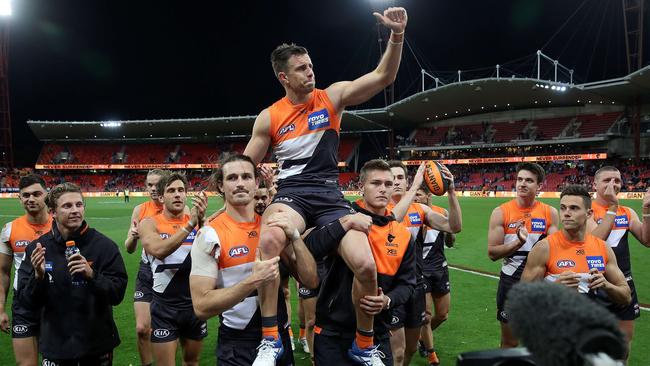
[0,0,12,170]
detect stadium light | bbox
[100,122,121,128]
[0,0,12,16]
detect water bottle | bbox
[65,240,83,284]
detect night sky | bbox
[5,0,647,165]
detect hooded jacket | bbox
[312,200,416,337]
[17,221,127,360]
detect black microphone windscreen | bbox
[505,282,624,366]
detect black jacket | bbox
[17,221,128,360]
[311,201,416,337]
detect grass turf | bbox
[0,196,648,365]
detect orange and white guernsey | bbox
[591,201,633,277]
[0,214,52,290]
[269,89,341,185]
[138,200,164,264]
[544,230,609,294]
[149,213,196,308]
[500,199,554,280]
[191,213,261,330]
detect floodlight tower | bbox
[622,0,645,163]
[0,0,12,169]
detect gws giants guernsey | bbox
[191,213,289,339]
[150,213,196,308]
[422,205,449,273]
[0,214,52,290]
[500,200,554,280]
[591,202,634,277]
[269,89,341,187]
[138,200,164,264]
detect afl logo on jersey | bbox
[307,109,330,130]
[530,218,546,232]
[614,215,629,228]
[408,213,422,225]
[229,245,250,258]
[507,222,518,228]
[14,240,29,248]
[556,259,576,268]
[278,123,295,136]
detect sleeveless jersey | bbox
[500,200,554,280]
[544,231,609,294]
[149,213,196,308]
[0,214,52,290]
[422,205,449,273]
[268,89,341,187]
[191,213,289,339]
[138,200,164,264]
[591,201,633,277]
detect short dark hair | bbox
[156,172,188,196]
[19,174,46,191]
[359,159,391,183]
[46,182,82,211]
[516,162,545,183]
[387,160,407,176]
[594,166,620,181]
[560,184,592,209]
[271,43,309,77]
[210,154,258,194]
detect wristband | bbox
[388,40,403,45]
[605,211,617,216]
[391,30,404,35]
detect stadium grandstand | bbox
[0,55,646,197]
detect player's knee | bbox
[353,256,377,282]
[259,227,286,256]
[393,349,405,365]
[136,323,151,338]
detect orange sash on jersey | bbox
[269,89,341,145]
[139,200,164,222]
[545,231,609,276]
[9,215,52,253]
[501,199,553,236]
[207,214,261,270]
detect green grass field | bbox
[1,196,648,365]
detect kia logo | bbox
[153,329,170,338]
[134,291,144,299]
[13,325,28,334]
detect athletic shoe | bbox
[428,351,440,366]
[252,336,284,366]
[299,337,310,354]
[348,341,386,366]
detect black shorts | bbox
[314,330,393,366]
[216,327,294,366]
[496,275,518,323]
[11,292,40,338]
[133,260,153,303]
[610,278,641,321]
[423,267,450,295]
[150,301,207,343]
[41,351,113,366]
[272,186,355,229]
[389,285,426,329]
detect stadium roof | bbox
[28,65,650,142]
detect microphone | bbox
[505,281,625,366]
